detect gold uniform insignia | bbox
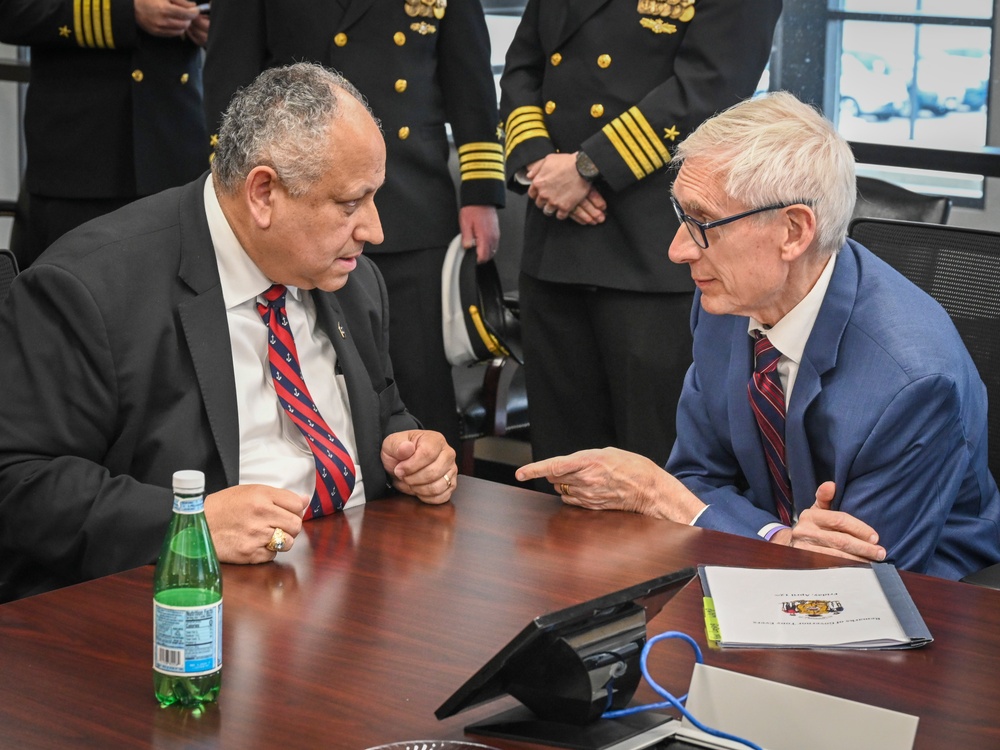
[637,0,695,25]
[405,0,447,20]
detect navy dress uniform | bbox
[500,0,782,465]
[204,0,506,451]
[0,0,209,267]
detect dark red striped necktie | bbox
[747,331,793,526]
[257,284,356,519]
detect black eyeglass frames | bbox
[669,195,801,249]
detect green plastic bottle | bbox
[153,470,223,708]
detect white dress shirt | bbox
[203,176,366,510]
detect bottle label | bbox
[172,493,205,515]
[153,599,223,676]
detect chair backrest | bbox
[848,218,1000,481]
[852,176,952,225]
[0,248,18,304]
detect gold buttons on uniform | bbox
[550,52,562,66]
[395,79,408,93]
[398,126,410,140]
[334,32,348,47]
[180,73,189,84]
[544,100,556,114]
[131,69,143,82]
[394,31,406,46]
[597,54,611,69]
[590,104,605,118]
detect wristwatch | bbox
[575,150,601,182]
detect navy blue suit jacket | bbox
[668,240,1000,579]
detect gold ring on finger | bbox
[266,527,287,552]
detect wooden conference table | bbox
[2,476,1000,749]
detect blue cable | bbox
[602,631,762,750]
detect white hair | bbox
[673,91,856,256]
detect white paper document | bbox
[699,564,932,649]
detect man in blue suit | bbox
[517,92,1000,580]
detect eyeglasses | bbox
[670,195,799,249]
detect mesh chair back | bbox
[0,248,18,305]
[849,218,1000,481]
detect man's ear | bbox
[779,204,817,262]
[245,166,280,229]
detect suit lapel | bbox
[786,249,857,510]
[312,291,384,494]
[177,179,241,487]
[554,0,611,48]
[338,0,377,32]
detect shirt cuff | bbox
[689,505,709,526]
[760,523,791,541]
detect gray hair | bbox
[212,62,378,197]
[673,91,856,257]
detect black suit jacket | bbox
[202,0,506,254]
[0,0,208,198]
[0,177,418,602]
[499,0,782,292]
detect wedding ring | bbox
[444,473,453,488]
[543,206,556,216]
[266,527,287,552]
[560,483,571,497]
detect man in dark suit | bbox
[500,0,782,467]
[0,63,458,603]
[202,0,506,452]
[516,92,1000,580]
[0,0,211,269]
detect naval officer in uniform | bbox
[0,0,211,268]
[500,0,782,468]
[204,0,506,453]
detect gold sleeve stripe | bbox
[505,128,550,158]
[504,107,551,158]
[73,0,83,46]
[458,142,503,156]
[602,123,645,180]
[74,0,114,48]
[459,154,503,167]
[102,0,115,49]
[608,119,655,177]
[461,169,507,181]
[627,106,669,160]
[619,111,664,170]
[90,0,104,48]
[505,105,546,134]
[460,162,505,177]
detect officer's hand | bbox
[135,0,199,37]
[460,205,500,262]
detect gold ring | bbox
[266,527,287,552]
[560,483,571,497]
[444,473,453,488]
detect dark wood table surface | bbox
[2,476,999,749]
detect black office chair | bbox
[851,176,952,225]
[848,218,1000,589]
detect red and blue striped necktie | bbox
[747,331,793,526]
[257,284,356,519]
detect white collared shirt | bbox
[203,176,366,510]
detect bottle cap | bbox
[172,469,206,493]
